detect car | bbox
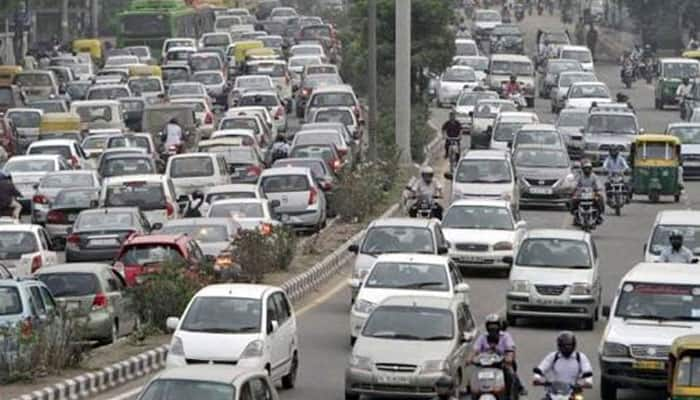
[127,76,165,99]
[199,184,263,216]
[167,82,208,102]
[231,75,276,106]
[558,45,594,72]
[643,210,700,262]
[164,46,197,67]
[161,38,197,61]
[166,153,231,198]
[506,229,600,329]
[0,223,59,276]
[86,84,132,101]
[136,365,280,400]
[289,143,343,174]
[98,153,158,178]
[582,107,640,166]
[299,122,356,155]
[65,207,157,263]
[550,71,598,114]
[159,218,239,257]
[162,65,192,88]
[26,99,68,114]
[472,9,502,42]
[452,55,489,84]
[538,59,583,99]
[165,284,299,389]
[666,122,700,177]
[347,218,449,301]
[489,24,524,54]
[656,58,700,110]
[294,73,343,118]
[238,90,288,133]
[598,262,700,399]
[189,52,225,77]
[290,129,354,169]
[245,59,292,100]
[70,100,126,132]
[31,170,100,224]
[26,139,90,170]
[453,90,499,134]
[3,155,72,213]
[445,149,519,209]
[455,38,479,57]
[442,199,526,274]
[289,43,326,61]
[287,55,324,82]
[207,198,280,233]
[346,295,476,399]
[81,133,123,159]
[272,157,336,214]
[124,45,153,64]
[555,108,588,160]
[45,188,99,244]
[218,113,272,147]
[564,81,612,110]
[257,167,326,232]
[104,55,139,67]
[114,233,208,286]
[65,80,92,101]
[35,263,138,344]
[192,71,228,107]
[170,97,216,139]
[350,253,470,341]
[105,133,159,162]
[94,68,128,85]
[469,99,518,148]
[13,70,59,101]
[308,106,363,141]
[437,66,480,107]
[99,174,181,226]
[489,111,540,150]
[513,144,577,208]
[304,85,361,125]
[487,54,536,107]
[511,124,567,153]
[198,32,232,51]
[4,108,42,153]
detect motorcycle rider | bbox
[658,230,695,263]
[430,375,458,400]
[533,332,594,389]
[504,75,522,97]
[603,147,630,202]
[620,51,635,81]
[571,159,604,224]
[442,111,462,158]
[0,172,23,220]
[472,314,526,396]
[677,77,693,119]
[162,118,184,151]
[408,166,443,220]
[269,134,290,163]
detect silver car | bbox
[258,167,327,232]
[206,198,280,233]
[159,218,240,257]
[550,71,597,114]
[345,296,476,399]
[31,170,101,225]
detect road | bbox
[95,11,688,400]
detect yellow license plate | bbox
[634,360,665,370]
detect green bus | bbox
[117,0,215,56]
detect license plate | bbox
[633,360,664,370]
[377,374,410,385]
[478,370,496,379]
[67,214,77,222]
[458,255,483,262]
[530,187,553,195]
[90,239,117,246]
[535,298,565,305]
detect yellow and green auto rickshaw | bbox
[630,134,682,203]
[72,39,104,66]
[0,65,22,86]
[668,335,700,400]
[682,50,700,63]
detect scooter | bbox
[447,137,461,173]
[606,173,628,216]
[470,352,518,400]
[407,191,441,219]
[574,188,599,232]
[538,381,585,400]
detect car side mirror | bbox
[151,222,163,231]
[348,243,359,253]
[515,220,527,230]
[462,331,475,343]
[444,172,454,180]
[166,316,180,331]
[268,319,279,334]
[270,199,281,209]
[502,256,514,265]
[455,282,470,293]
[602,305,611,318]
[437,245,449,255]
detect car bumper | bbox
[77,311,113,340]
[46,223,71,239]
[449,250,512,270]
[507,293,596,319]
[682,161,700,177]
[599,357,667,389]
[345,368,440,398]
[519,189,574,207]
[350,310,368,339]
[438,91,460,104]
[65,246,120,262]
[279,209,323,229]
[166,353,266,369]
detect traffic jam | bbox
[2,0,700,399]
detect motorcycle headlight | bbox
[510,280,529,293]
[602,341,630,357]
[570,282,592,295]
[353,299,376,314]
[240,339,264,359]
[422,360,449,374]
[349,354,373,371]
[170,336,185,356]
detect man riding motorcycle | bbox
[430,375,459,400]
[503,75,522,97]
[270,134,291,163]
[677,77,693,119]
[407,166,443,220]
[603,147,630,202]
[657,229,695,263]
[442,111,462,158]
[162,118,184,152]
[472,314,526,396]
[571,160,604,224]
[533,332,594,389]
[0,172,22,220]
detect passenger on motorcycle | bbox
[619,51,634,79]
[430,375,459,400]
[442,111,462,159]
[270,134,291,163]
[533,332,594,389]
[603,147,630,197]
[472,314,526,396]
[503,75,522,97]
[0,172,22,220]
[658,229,695,263]
[162,118,184,150]
[571,160,604,224]
[408,166,443,220]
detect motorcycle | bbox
[408,192,441,219]
[537,1,544,15]
[643,59,655,84]
[514,4,525,21]
[574,188,599,232]
[447,137,461,173]
[621,63,635,89]
[470,352,519,400]
[606,173,627,216]
[538,381,585,400]
[504,87,527,109]
[547,0,554,15]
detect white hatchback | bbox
[0,224,58,277]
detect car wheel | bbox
[600,376,617,400]
[100,320,118,345]
[506,313,517,327]
[345,391,360,400]
[281,352,298,389]
[350,336,356,346]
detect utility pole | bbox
[61,0,69,43]
[367,0,378,160]
[395,0,411,164]
[91,0,99,37]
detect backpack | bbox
[552,351,582,375]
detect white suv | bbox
[166,284,299,389]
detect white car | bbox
[564,81,612,110]
[238,90,288,133]
[304,85,360,124]
[455,38,479,57]
[350,253,469,342]
[166,284,299,389]
[489,111,540,150]
[99,174,181,226]
[161,38,196,61]
[289,44,327,62]
[643,210,700,262]
[437,66,479,107]
[287,55,324,83]
[30,170,101,225]
[104,55,139,68]
[558,45,594,72]
[506,229,600,329]
[452,55,489,85]
[171,97,216,138]
[0,224,58,277]
[3,155,72,212]
[164,46,197,66]
[70,99,126,132]
[4,108,42,151]
[453,90,500,132]
[550,72,598,114]
[230,75,276,106]
[598,262,700,399]
[166,153,231,198]
[442,199,526,274]
[445,149,519,210]
[207,198,280,233]
[199,183,263,216]
[26,139,91,170]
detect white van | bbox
[599,262,700,399]
[99,174,180,226]
[643,210,700,262]
[166,153,231,198]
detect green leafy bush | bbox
[232,226,298,282]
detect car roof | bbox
[379,295,455,309]
[104,174,165,184]
[368,218,434,228]
[570,81,606,87]
[260,166,310,176]
[203,184,258,194]
[35,263,113,274]
[29,139,77,147]
[153,364,260,384]
[375,253,448,265]
[519,123,557,131]
[524,229,588,241]
[71,100,120,107]
[667,122,700,129]
[489,54,531,62]
[125,234,189,245]
[622,262,700,285]
[163,217,235,228]
[449,198,511,208]
[660,57,700,64]
[8,154,63,162]
[196,283,279,299]
[0,224,41,232]
[461,149,510,160]
[560,45,591,52]
[311,84,354,94]
[655,210,700,225]
[80,206,139,214]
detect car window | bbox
[0,286,22,315]
[462,304,475,331]
[266,296,279,332]
[457,307,467,334]
[39,229,51,250]
[272,292,291,323]
[434,226,447,249]
[448,262,462,286]
[30,286,47,315]
[39,286,57,312]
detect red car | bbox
[114,233,211,286]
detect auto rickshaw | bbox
[232,40,264,66]
[668,335,700,400]
[72,39,104,66]
[0,66,22,86]
[682,50,700,62]
[630,134,682,203]
[38,112,84,142]
[128,65,162,78]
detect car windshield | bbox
[474,102,516,118]
[7,111,41,128]
[240,95,278,107]
[15,73,51,86]
[515,131,561,147]
[570,85,609,98]
[515,149,569,168]
[129,79,162,93]
[549,61,582,74]
[444,68,476,82]
[82,136,110,150]
[361,227,434,254]
[557,111,588,127]
[491,61,533,75]
[362,306,454,340]
[295,133,341,147]
[89,87,129,100]
[559,73,595,87]
[365,262,449,291]
[670,127,700,144]
[455,159,512,183]
[614,283,700,321]
[561,50,592,63]
[0,231,38,254]
[104,183,165,210]
[169,84,203,96]
[215,16,241,29]
[290,145,335,163]
[261,37,284,48]
[4,159,55,172]
[209,202,264,219]
[41,173,94,188]
[306,75,343,87]
[161,224,229,242]
[103,158,154,177]
[310,93,355,107]
[203,35,230,47]
[37,272,98,297]
[314,109,353,125]
[193,73,223,85]
[237,77,273,89]
[108,136,150,150]
[140,379,235,400]
[456,42,477,56]
[0,286,21,315]
[162,68,189,82]
[170,157,214,178]
[650,225,700,255]
[28,145,71,160]
[190,57,222,72]
[587,115,637,134]
[457,92,498,106]
[206,191,256,203]
[663,63,699,79]
[220,118,259,133]
[476,11,500,21]
[443,206,513,230]
[455,57,489,71]
[180,296,261,334]
[273,160,325,177]
[260,174,309,192]
[494,121,527,142]
[76,211,134,230]
[54,190,97,208]
[516,238,591,268]
[290,57,321,67]
[119,244,185,266]
[128,47,149,57]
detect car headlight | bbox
[570,282,592,295]
[353,299,376,314]
[510,280,529,293]
[422,360,449,374]
[170,336,185,356]
[493,241,513,251]
[562,173,577,188]
[602,341,630,357]
[349,354,373,371]
[240,339,264,358]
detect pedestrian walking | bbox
[587,23,598,61]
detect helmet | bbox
[609,146,619,156]
[683,77,690,84]
[581,159,593,169]
[434,375,455,395]
[557,331,577,357]
[670,229,684,240]
[485,313,502,335]
[510,75,517,82]
[670,229,684,249]
[420,166,434,181]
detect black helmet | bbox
[510,75,517,82]
[670,229,684,249]
[434,375,455,395]
[609,146,619,156]
[557,331,577,357]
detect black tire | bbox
[350,336,356,346]
[506,313,517,327]
[583,317,594,331]
[649,191,660,203]
[600,376,618,400]
[345,391,360,400]
[281,352,298,389]
[99,320,118,345]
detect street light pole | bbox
[395,0,411,164]
[367,0,378,161]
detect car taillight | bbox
[30,255,42,274]
[302,88,310,97]
[32,194,48,204]
[66,234,80,245]
[308,187,318,205]
[246,165,262,176]
[260,223,272,236]
[165,202,175,217]
[92,292,108,310]
[204,112,213,124]
[274,106,284,120]
[20,317,32,338]
[47,210,66,224]
[332,159,341,172]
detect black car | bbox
[45,188,100,246]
